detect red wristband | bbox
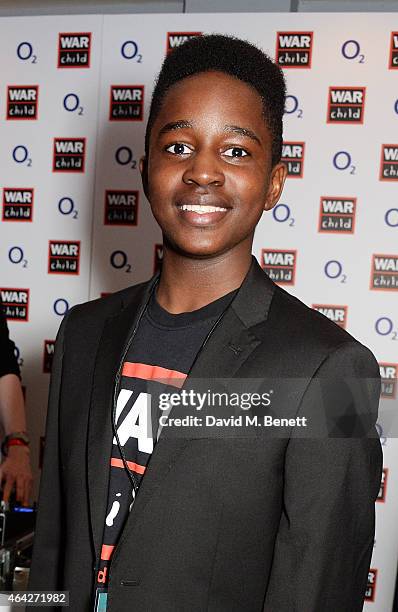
[7,439,28,448]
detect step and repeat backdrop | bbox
[0,12,397,610]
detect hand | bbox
[0,446,33,506]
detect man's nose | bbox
[182,149,225,188]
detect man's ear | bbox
[139,156,149,200]
[263,162,287,211]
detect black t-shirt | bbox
[94,288,238,611]
[0,301,20,379]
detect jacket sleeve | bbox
[263,342,383,612]
[28,313,69,592]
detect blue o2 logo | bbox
[12,145,32,167]
[110,250,132,273]
[341,40,365,63]
[115,146,137,169]
[285,95,303,118]
[272,204,295,227]
[121,40,142,63]
[16,41,37,63]
[63,93,84,115]
[58,197,79,219]
[8,246,28,268]
[324,260,347,283]
[375,317,398,340]
[53,298,69,316]
[333,151,356,175]
[385,208,398,227]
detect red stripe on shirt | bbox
[111,457,146,475]
[122,361,187,388]
[101,544,114,561]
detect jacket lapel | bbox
[176,256,276,382]
[87,274,159,563]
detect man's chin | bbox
[162,237,228,260]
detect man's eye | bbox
[165,143,191,155]
[223,147,249,158]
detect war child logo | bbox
[377,469,388,502]
[53,138,86,173]
[365,569,377,602]
[379,363,397,399]
[166,32,202,54]
[389,32,398,68]
[379,144,398,180]
[275,32,313,68]
[327,87,365,124]
[318,196,356,233]
[43,340,55,374]
[312,305,347,329]
[154,243,163,274]
[0,288,29,321]
[109,86,144,121]
[58,32,91,68]
[104,190,138,225]
[2,188,34,221]
[261,249,296,285]
[281,142,305,178]
[7,85,38,120]
[48,240,80,275]
[370,254,398,290]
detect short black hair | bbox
[145,34,286,167]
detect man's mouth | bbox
[175,200,231,227]
[177,204,228,214]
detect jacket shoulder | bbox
[65,278,151,327]
[267,284,378,370]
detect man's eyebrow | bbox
[223,125,261,145]
[158,120,194,135]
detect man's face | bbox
[141,70,286,259]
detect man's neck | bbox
[155,246,252,314]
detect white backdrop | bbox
[0,12,397,610]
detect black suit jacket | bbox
[29,258,382,611]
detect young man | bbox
[29,35,382,611]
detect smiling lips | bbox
[178,203,228,213]
[176,202,230,226]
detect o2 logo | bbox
[121,40,142,63]
[324,260,347,283]
[272,203,295,227]
[8,246,28,269]
[375,317,398,341]
[341,40,365,63]
[115,146,138,170]
[12,145,32,167]
[333,151,356,175]
[110,250,132,273]
[285,95,303,118]
[58,196,79,219]
[53,298,69,316]
[63,93,84,116]
[385,208,398,227]
[16,41,38,64]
